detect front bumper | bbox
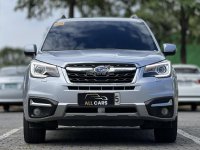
[23,69,178,124]
[0,89,23,104]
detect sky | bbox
[0,0,67,49]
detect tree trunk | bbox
[68,0,76,18]
[180,6,189,64]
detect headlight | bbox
[143,60,171,78]
[30,60,59,78]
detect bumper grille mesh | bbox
[68,86,135,91]
[66,106,137,113]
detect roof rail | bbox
[61,15,66,19]
[130,14,139,19]
[54,15,67,23]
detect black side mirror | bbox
[163,43,176,56]
[24,44,37,57]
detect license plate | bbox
[78,93,120,106]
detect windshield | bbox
[174,68,200,74]
[42,21,158,51]
[0,66,27,76]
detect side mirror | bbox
[163,43,176,56]
[24,44,37,57]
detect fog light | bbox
[33,108,41,116]
[161,108,169,116]
[29,97,58,118]
[145,97,174,118]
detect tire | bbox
[191,104,197,111]
[23,116,46,143]
[154,118,177,143]
[3,105,10,112]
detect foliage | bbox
[136,0,200,63]
[15,0,115,18]
[0,47,30,67]
[168,44,200,67]
[135,1,177,44]
[14,0,200,64]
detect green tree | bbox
[15,0,114,18]
[177,0,200,63]
[134,1,176,44]
[137,0,200,64]
[15,0,200,64]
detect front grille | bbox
[65,106,137,113]
[68,86,135,91]
[66,63,136,83]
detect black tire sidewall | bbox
[23,116,46,143]
[154,118,177,143]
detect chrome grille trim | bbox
[66,67,94,72]
[65,63,137,84]
[66,66,136,72]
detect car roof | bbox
[55,17,144,24]
[173,64,199,69]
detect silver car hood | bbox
[36,50,165,68]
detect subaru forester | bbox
[23,17,178,143]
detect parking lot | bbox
[0,106,199,150]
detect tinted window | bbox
[0,67,26,76]
[42,21,157,51]
[174,68,200,74]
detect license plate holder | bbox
[78,93,120,107]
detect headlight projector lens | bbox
[157,66,167,74]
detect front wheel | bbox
[23,116,46,143]
[191,104,197,111]
[154,118,177,143]
[3,105,10,112]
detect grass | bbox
[167,44,200,67]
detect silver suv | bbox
[23,17,178,143]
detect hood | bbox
[36,50,165,68]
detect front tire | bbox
[23,116,46,143]
[191,104,197,111]
[3,105,10,112]
[154,118,177,143]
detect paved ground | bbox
[0,106,200,150]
